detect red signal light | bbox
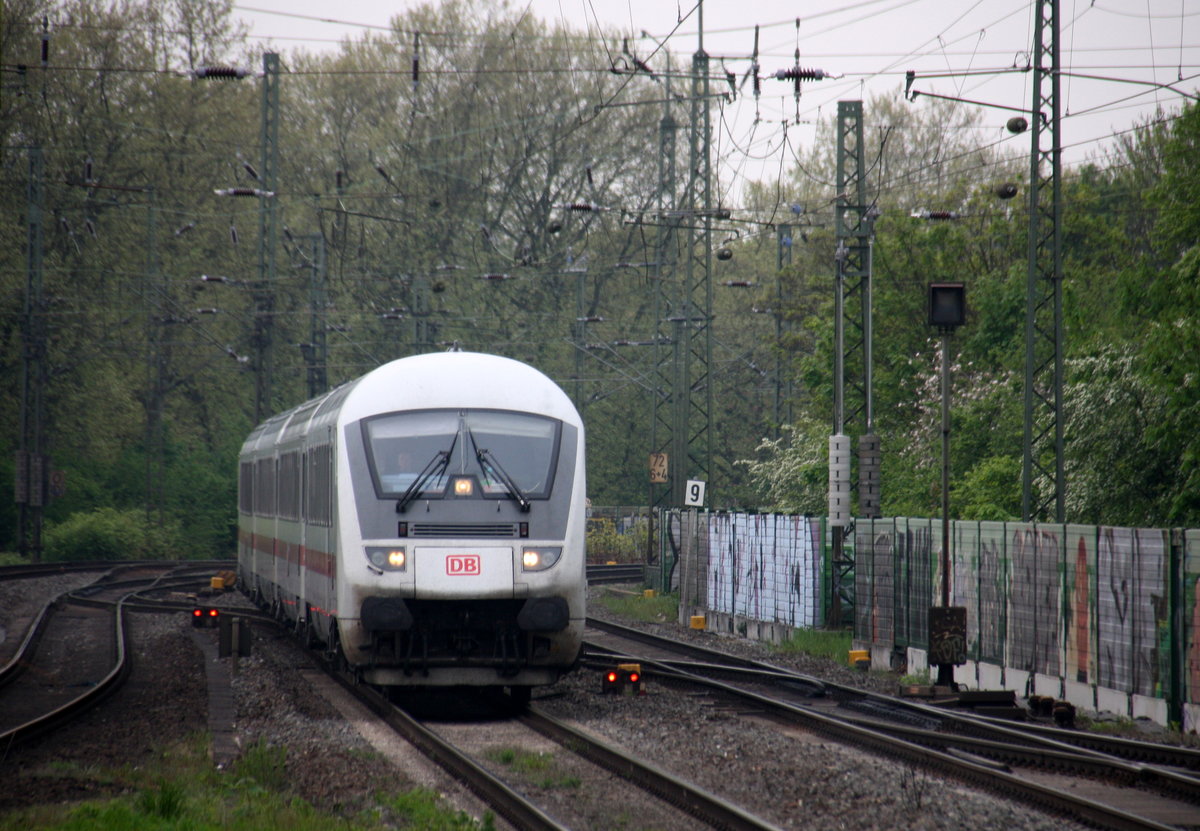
[601,663,643,695]
[208,608,219,618]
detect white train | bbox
[237,351,586,699]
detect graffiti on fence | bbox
[684,512,1196,717]
[1135,530,1167,698]
[899,523,932,647]
[1190,575,1200,705]
[853,524,872,644]
[954,526,980,663]
[872,529,895,645]
[854,523,896,647]
[1065,534,1092,684]
[1009,525,1061,675]
[978,528,1005,664]
[1008,526,1036,672]
[1097,527,1134,691]
[705,513,819,629]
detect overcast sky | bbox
[230,0,1199,199]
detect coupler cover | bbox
[516,597,569,631]
[361,596,414,631]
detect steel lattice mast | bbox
[254,52,280,422]
[649,63,679,512]
[1022,0,1065,522]
[677,36,715,507]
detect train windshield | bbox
[362,409,561,500]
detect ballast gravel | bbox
[0,577,1095,829]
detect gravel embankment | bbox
[0,578,1099,829]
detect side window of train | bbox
[305,444,332,527]
[279,452,301,520]
[239,461,254,514]
[254,458,272,516]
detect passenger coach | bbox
[237,351,586,696]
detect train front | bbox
[335,353,586,690]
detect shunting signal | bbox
[192,607,220,628]
[602,662,643,695]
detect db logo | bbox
[446,554,481,576]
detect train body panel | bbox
[237,351,586,689]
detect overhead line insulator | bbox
[214,187,275,198]
[773,67,827,82]
[193,65,251,80]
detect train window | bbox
[238,462,254,514]
[306,444,332,526]
[278,452,301,520]
[364,411,457,495]
[466,411,558,496]
[254,457,276,516]
[362,409,560,500]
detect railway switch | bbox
[602,663,642,695]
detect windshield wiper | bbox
[395,445,453,514]
[475,446,531,512]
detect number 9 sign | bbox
[684,479,706,507]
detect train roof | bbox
[340,352,581,427]
[240,352,581,457]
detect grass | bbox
[383,789,495,830]
[483,747,581,790]
[234,738,289,792]
[769,627,853,662]
[594,591,860,667]
[0,734,491,831]
[1078,715,1137,735]
[594,589,678,623]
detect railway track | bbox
[0,563,217,748]
[583,617,1200,831]
[0,565,786,827]
[585,562,645,584]
[5,563,1195,829]
[313,640,783,829]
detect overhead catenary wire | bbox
[11,4,1200,296]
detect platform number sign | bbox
[684,479,706,507]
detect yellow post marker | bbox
[643,589,656,599]
[689,615,706,630]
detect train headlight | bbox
[521,546,562,571]
[452,476,474,496]
[365,546,406,571]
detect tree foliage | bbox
[2,2,1198,561]
[737,94,1200,527]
